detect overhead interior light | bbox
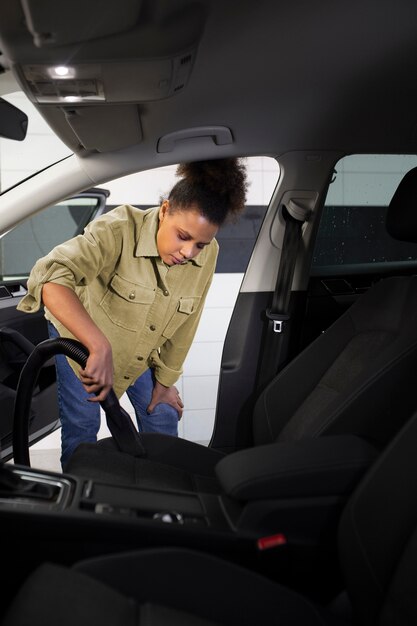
[20,65,106,103]
[63,95,82,103]
[48,65,76,79]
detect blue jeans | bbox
[48,323,179,468]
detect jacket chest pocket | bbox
[162,296,201,339]
[100,274,155,331]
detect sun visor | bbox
[20,0,142,47]
[64,105,142,152]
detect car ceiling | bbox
[0,0,417,164]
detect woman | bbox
[18,158,247,468]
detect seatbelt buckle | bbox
[265,310,290,333]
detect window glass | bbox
[0,197,100,279]
[312,155,417,273]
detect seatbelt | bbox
[256,200,310,392]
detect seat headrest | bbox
[386,166,417,242]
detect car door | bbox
[0,188,109,458]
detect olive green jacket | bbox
[17,205,218,397]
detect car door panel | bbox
[0,189,109,459]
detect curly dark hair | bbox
[168,158,248,226]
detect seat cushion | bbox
[65,433,225,493]
[74,548,331,625]
[3,548,330,626]
[2,562,136,626]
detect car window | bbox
[0,197,101,280]
[312,154,417,275]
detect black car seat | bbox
[5,399,417,626]
[65,166,417,493]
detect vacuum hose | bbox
[13,337,146,466]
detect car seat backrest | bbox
[253,275,417,447]
[253,167,417,449]
[338,407,417,625]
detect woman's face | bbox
[157,201,218,266]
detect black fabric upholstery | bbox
[3,549,328,626]
[136,433,225,475]
[1,561,220,626]
[66,434,223,492]
[137,604,220,626]
[75,549,325,625]
[254,275,417,447]
[380,528,417,626]
[215,435,377,501]
[338,408,417,625]
[1,563,136,626]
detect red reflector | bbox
[257,533,287,551]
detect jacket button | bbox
[150,325,156,331]
[124,375,130,380]
[163,290,169,296]
[137,356,144,361]
[129,291,135,300]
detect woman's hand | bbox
[147,380,184,419]
[79,339,114,402]
[41,283,115,402]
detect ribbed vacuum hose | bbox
[13,337,146,467]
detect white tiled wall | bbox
[178,273,243,441]
[1,90,279,451]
